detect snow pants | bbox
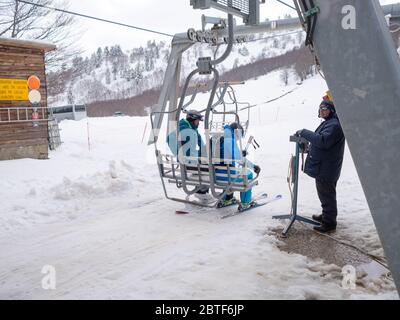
[316,178,338,225]
[216,168,254,204]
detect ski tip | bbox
[276,194,283,199]
[175,210,190,215]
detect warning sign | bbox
[0,79,29,101]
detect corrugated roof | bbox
[0,37,56,52]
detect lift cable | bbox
[18,0,303,45]
[274,0,297,11]
[245,30,303,42]
[17,0,175,38]
[240,88,299,111]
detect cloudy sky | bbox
[67,0,399,55]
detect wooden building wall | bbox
[0,44,49,160]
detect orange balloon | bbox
[27,75,41,90]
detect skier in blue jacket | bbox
[216,122,261,210]
[167,110,211,201]
[296,100,345,233]
[167,110,205,161]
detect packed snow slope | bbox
[0,70,398,299]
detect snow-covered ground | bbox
[0,71,398,299]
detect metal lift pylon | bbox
[294,0,400,293]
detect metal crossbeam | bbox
[190,0,260,25]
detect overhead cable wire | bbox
[240,88,299,111]
[17,0,175,38]
[18,0,303,44]
[274,0,297,11]
[245,30,303,42]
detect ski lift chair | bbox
[150,0,262,207]
[151,78,259,207]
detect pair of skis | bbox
[175,193,283,219]
[220,193,282,219]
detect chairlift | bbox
[150,80,258,207]
[150,0,262,207]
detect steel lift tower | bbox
[296,0,400,294]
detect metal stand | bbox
[273,135,320,237]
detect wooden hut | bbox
[0,37,56,160]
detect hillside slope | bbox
[48,30,304,107]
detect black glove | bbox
[254,165,261,174]
[242,150,248,157]
[295,130,303,137]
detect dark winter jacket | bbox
[300,114,345,183]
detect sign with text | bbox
[0,79,29,101]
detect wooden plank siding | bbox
[0,41,52,160]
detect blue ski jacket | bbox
[167,118,205,159]
[218,124,254,169]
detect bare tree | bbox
[293,45,316,82]
[0,0,81,67]
[280,68,290,86]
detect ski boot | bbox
[312,214,323,223]
[314,223,337,233]
[217,198,238,209]
[238,201,257,212]
[194,192,214,204]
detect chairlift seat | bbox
[158,153,258,194]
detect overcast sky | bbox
[68,0,399,55]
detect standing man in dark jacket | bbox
[297,100,345,233]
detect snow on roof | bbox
[0,37,56,52]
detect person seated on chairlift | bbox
[215,122,261,210]
[167,110,212,201]
[167,110,205,160]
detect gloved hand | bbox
[242,150,248,157]
[295,130,303,137]
[254,165,261,175]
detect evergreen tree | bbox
[72,56,84,79]
[104,46,110,62]
[67,85,74,104]
[105,67,111,85]
[145,54,154,72]
[134,64,143,85]
[84,57,91,75]
[112,61,118,81]
[96,47,103,68]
